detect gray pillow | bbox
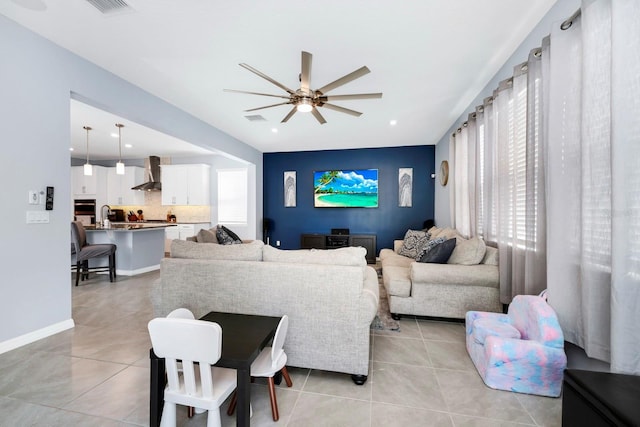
[196,228,218,243]
[216,225,242,245]
[448,236,487,265]
[398,229,431,259]
[418,238,456,263]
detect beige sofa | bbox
[152,239,379,384]
[379,227,501,319]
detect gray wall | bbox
[0,15,262,347]
[434,0,580,227]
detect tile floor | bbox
[0,271,563,427]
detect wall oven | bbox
[74,199,96,225]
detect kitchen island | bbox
[85,223,175,276]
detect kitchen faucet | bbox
[100,204,111,226]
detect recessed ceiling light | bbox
[125,143,133,148]
[390,120,398,126]
[271,128,278,133]
[69,147,74,151]
[111,133,119,138]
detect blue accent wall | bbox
[264,145,435,255]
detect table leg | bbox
[236,367,251,427]
[150,348,165,427]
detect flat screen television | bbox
[313,169,378,208]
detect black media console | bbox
[562,369,640,426]
[300,233,377,264]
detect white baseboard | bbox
[116,264,160,276]
[0,319,75,355]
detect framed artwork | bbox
[398,168,413,207]
[284,171,296,207]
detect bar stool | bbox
[71,221,116,286]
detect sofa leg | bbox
[351,374,367,385]
[391,313,401,321]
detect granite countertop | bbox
[85,223,177,231]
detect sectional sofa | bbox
[152,239,379,384]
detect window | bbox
[217,168,248,224]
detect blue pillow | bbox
[418,238,456,263]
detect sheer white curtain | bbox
[492,59,547,302]
[478,98,498,242]
[452,50,548,302]
[450,117,478,238]
[450,124,472,237]
[546,0,640,374]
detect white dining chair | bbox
[148,317,236,427]
[166,307,198,418]
[227,314,292,421]
[167,307,195,319]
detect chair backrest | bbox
[71,221,87,252]
[167,307,195,319]
[507,295,564,348]
[270,315,289,369]
[148,317,223,398]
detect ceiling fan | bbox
[224,51,382,124]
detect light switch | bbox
[28,191,38,204]
[26,211,49,224]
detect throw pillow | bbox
[428,226,442,238]
[216,225,242,245]
[196,228,218,243]
[418,238,456,263]
[447,236,487,265]
[415,237,445,261]
[398,229,431,259]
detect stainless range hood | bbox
[132,156,162,191]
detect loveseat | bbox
[152,239,379,384]
[379,226,501,319]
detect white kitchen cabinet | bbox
[106,166,145,206]
[71,165,108,212]
[71,165,107,197]
[161,164,210,206]
[164,223,210,252]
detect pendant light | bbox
[83,126,93,176]
[115,123,125,175]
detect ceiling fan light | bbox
[296,98,313,113]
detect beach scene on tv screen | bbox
[313,169,378,208]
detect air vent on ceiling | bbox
[244,115,267,122]
[85,0,129,13]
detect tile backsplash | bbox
[115,191,211,223]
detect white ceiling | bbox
[2,0,557,156]
[69,99,216,160]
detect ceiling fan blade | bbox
[300,51,312,93]
[239,63,296,95]
[321,103,362,117]
[316,66,371,94]
[244,101,292,112]
[281,107,297,123]
[224,89,291,99]
[321,93,383,101]
[311,107,327,124]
